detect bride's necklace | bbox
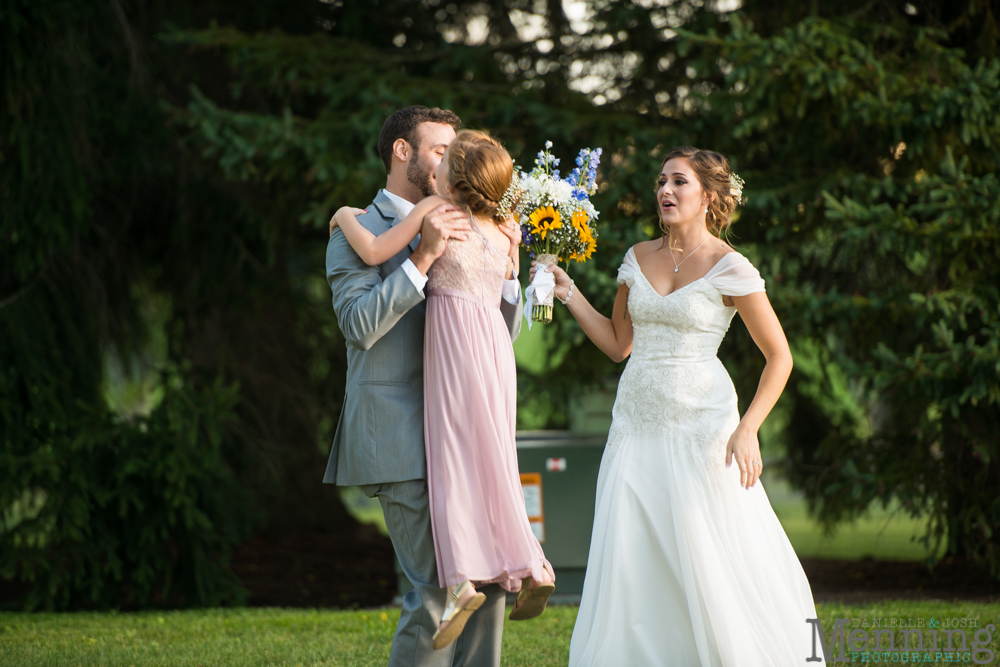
[668,235,711,273]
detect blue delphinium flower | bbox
[569,148,600,194]
[521,223,536,251]
[521,223,538,258]
[583,147,602,193]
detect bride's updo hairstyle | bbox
[659,146,740,238]
[446,129,519,225]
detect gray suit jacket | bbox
[324,190,522,486]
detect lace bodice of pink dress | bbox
[426,221,509,302]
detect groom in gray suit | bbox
[324,106,522,667]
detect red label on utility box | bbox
[546,457,567,472]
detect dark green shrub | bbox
[0,374,254,610]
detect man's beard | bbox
[407,152,437,198]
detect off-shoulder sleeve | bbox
[617,247,640,288]
[704,252,766,296]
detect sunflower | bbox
[528,206,562,240]
[570,210,592,238]
[569,211,597,262]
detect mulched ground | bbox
[230,529,1000,608]
[1,532,996,610]
[229,525,398,609]
[802,556,1000,604]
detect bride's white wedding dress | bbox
[568,248,823,667]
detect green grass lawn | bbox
[764,476,945,561]
[2,602,998,666]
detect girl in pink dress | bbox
[329,130,554,649]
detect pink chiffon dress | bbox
[423,220,551,593]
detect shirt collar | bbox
[381,189,416,219]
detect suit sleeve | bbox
[326,228,425,351]
[500,294,522,342]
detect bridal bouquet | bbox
[507,141,602,325]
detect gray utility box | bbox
[513,430,607,595]
[396,430,608,598]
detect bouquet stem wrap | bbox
[523,254,557,328]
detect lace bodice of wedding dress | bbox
[606,247,765,460]
[620,247,764,364]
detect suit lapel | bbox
[373,190,421,253]
[371,191,399,231]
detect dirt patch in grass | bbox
[802,556,1000,604]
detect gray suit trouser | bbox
[361,480,505,667]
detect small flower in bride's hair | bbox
[729,172,746,204]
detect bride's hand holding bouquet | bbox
[527,261,573,301]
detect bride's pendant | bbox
[669,235,710,273]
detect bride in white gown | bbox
[533,147,823,666]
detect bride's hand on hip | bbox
[528,260,573,301]
[725,424,762,490]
